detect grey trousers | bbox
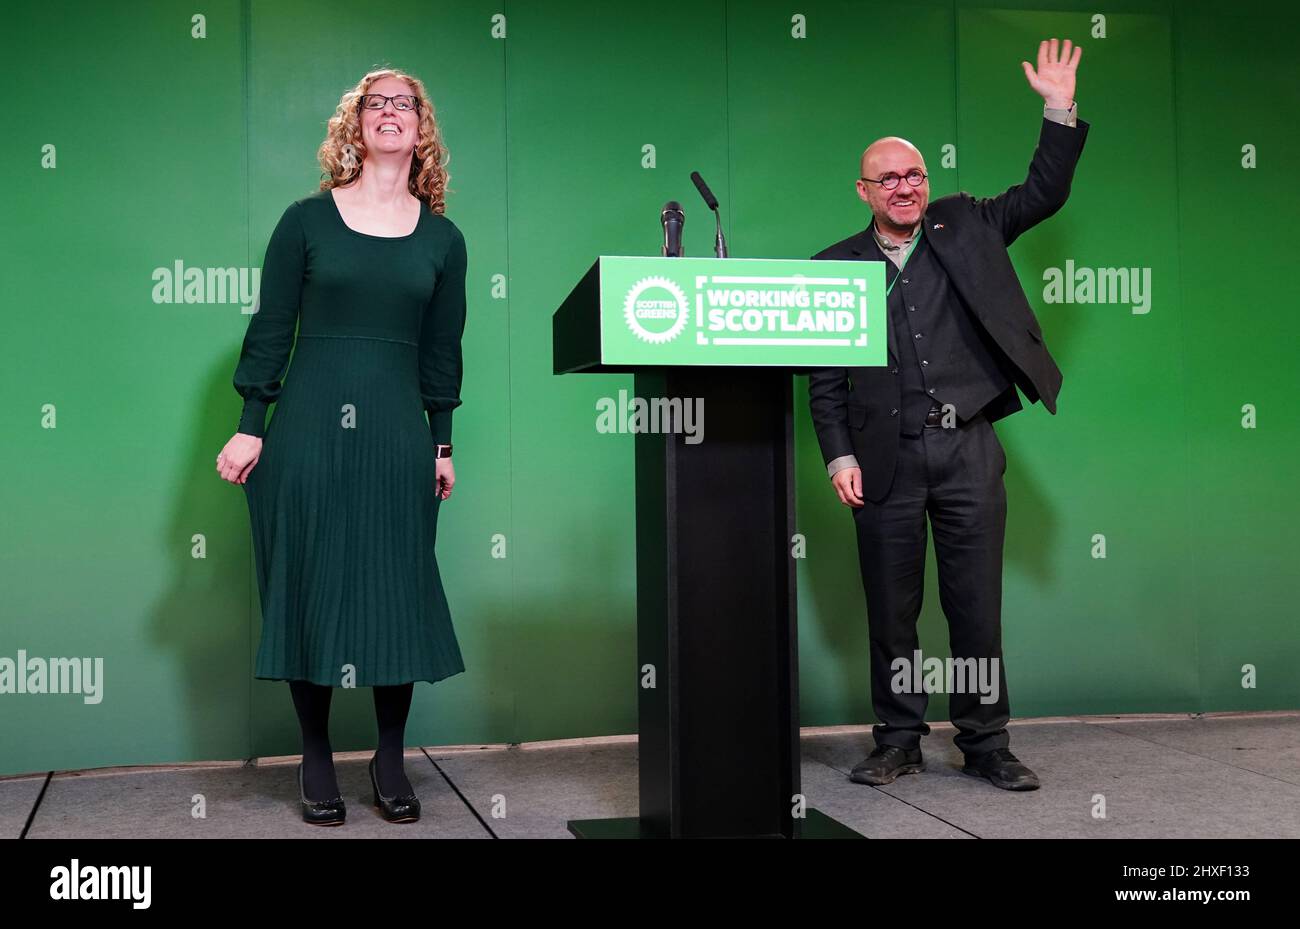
[851,411,1012,756]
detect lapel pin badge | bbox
[932,223,944,230]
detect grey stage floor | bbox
[3,713,1297,839]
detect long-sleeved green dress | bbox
[232,188,467,687]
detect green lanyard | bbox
[884,230,922,298]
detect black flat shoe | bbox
[297,762,346,826]
[961,747,1041,791]
[369,754,421,823]
[849,744,925,785]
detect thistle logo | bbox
[623,276,689,344]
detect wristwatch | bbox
[434,443,453,459]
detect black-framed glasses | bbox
[860,170,927,190]
[359,93,420,112]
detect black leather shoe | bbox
[849,744,924,785]
[369,754,421,823]
[961,747,1041,790]
[297,762,346,826]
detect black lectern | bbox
[554,258,866,838]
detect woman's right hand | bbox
[217,433,263,485]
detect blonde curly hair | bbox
[316,67,450,214]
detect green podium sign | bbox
[554,256,888,370]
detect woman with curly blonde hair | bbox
[215,68,468,827]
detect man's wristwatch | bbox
[434,443,453,459]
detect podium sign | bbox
[593,256,886,367]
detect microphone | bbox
[690,171,719,210]
[690,171,729,258]
[661,201,684,257]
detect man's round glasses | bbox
[360,94,419,112]
[860,170,927,190]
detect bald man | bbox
[808,39,1088,791]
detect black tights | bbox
[289,680,415,801]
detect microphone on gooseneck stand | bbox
[690,171,728,258]
[661,201,685,257]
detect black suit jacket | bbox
[807,116,1090,502]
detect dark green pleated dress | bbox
[232,188,467,688]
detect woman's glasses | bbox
[359,94,419,112]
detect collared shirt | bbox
[871,221,922,267]
[824,103,1078,478]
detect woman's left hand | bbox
[436,457,455,500]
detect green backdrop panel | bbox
[503,0,730,740]
[1174,0,1300,711]
[2,0,1295,779]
